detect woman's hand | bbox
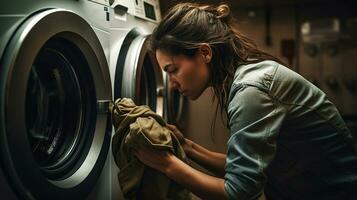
[133,124,194,174]
[133,146,176,174]
[166,124,194,156]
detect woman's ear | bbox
[199,43,212,63]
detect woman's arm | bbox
[134,147,230,200]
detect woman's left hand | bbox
[133,146,176,174]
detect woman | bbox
[134,3,357,200]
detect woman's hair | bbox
[150,3,285,132]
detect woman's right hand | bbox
[166,124,194,156]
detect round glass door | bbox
[26,37,97,180]
[114,28,164,115]
[0,9,112,199]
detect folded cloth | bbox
[110,98,191,200]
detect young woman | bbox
[134,3,357,200]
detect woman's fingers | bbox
[165,124,193,156]
[132,145,174,173]
[167,124,183,138]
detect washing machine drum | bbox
[114,28,164,116]
[0,9,112,199]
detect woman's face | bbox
[156,49,210,100]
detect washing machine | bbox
[109,0,184,123]
[108,0,186,199]
[109,0,163,111]
[108,1,162,199]
[0,0,113,199]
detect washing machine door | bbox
[0,9,112,199]
[114,28,164,116]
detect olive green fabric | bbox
[110,98,191,200]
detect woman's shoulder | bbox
[231,59,325,109]
[231,60,280,92]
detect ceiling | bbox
[160,0,357,12]
[159,0,357,19]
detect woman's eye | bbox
[169,68,178,74]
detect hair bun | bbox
[216,4,230,20]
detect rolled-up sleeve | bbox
[224,85,287,200]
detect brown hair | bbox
[150,3,285,132]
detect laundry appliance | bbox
[110,0,185,124]
[108,0,163,199]
[109,0,163,112]
[0,0,113,199]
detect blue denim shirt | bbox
[224,60,357,200]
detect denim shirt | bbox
[224,60,357,200]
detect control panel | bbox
[110,0,161,23]
[133,0,161,22]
